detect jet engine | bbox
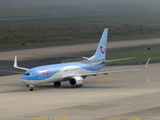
[69,76,84,86]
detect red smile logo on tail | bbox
[100,43,106,54]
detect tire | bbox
[76,85,82,87]
[30,87,34,91]
[54,82,61,87]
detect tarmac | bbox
[0,38,160,120]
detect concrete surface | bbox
[0,63,160,120]
[0,38,160,120]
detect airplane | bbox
[14,28,150,91]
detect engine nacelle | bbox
[69,76,84,86]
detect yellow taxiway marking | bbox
[0,91,27,96]
[127,118,142,120]
[146,73,160,86]
[0,69,23,74]
[54,118,70,120]
[0,86,50,96]
[0,87,50,96]
[86,73,153,84]
[0,117,159,120]
[106,117,121,120]
[32,118,49,120]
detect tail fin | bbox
[89,28,108,60]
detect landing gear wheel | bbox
[29,85,34,91]
[30,87,34,91]
[76,84,83,87]
[54,82,61,87]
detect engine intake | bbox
[69,76,84,86]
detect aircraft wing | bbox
[104,57,135,63]
[79,58,150,77]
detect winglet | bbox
[14,56,18,68]
[144,58,150,69]
[13,56,29,71]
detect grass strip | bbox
[0,13,160,50]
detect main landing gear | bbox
[54,82,61,87]
[29,85,34,91]
[76,85,83,87]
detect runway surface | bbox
[0,63,160,120]
[0,38,160,120]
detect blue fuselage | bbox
[21,60,106,85]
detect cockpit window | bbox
[24,73,34,76]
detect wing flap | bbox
[104,57,135,63]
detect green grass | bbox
[0,6,94,16]
[60,47,160,64]
[0,13,160,50]
[1,12,160,26]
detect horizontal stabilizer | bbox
[82,56,90,60]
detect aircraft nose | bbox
[21,79,29,85]
[21,75,28,81]
[21,74,33,85]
